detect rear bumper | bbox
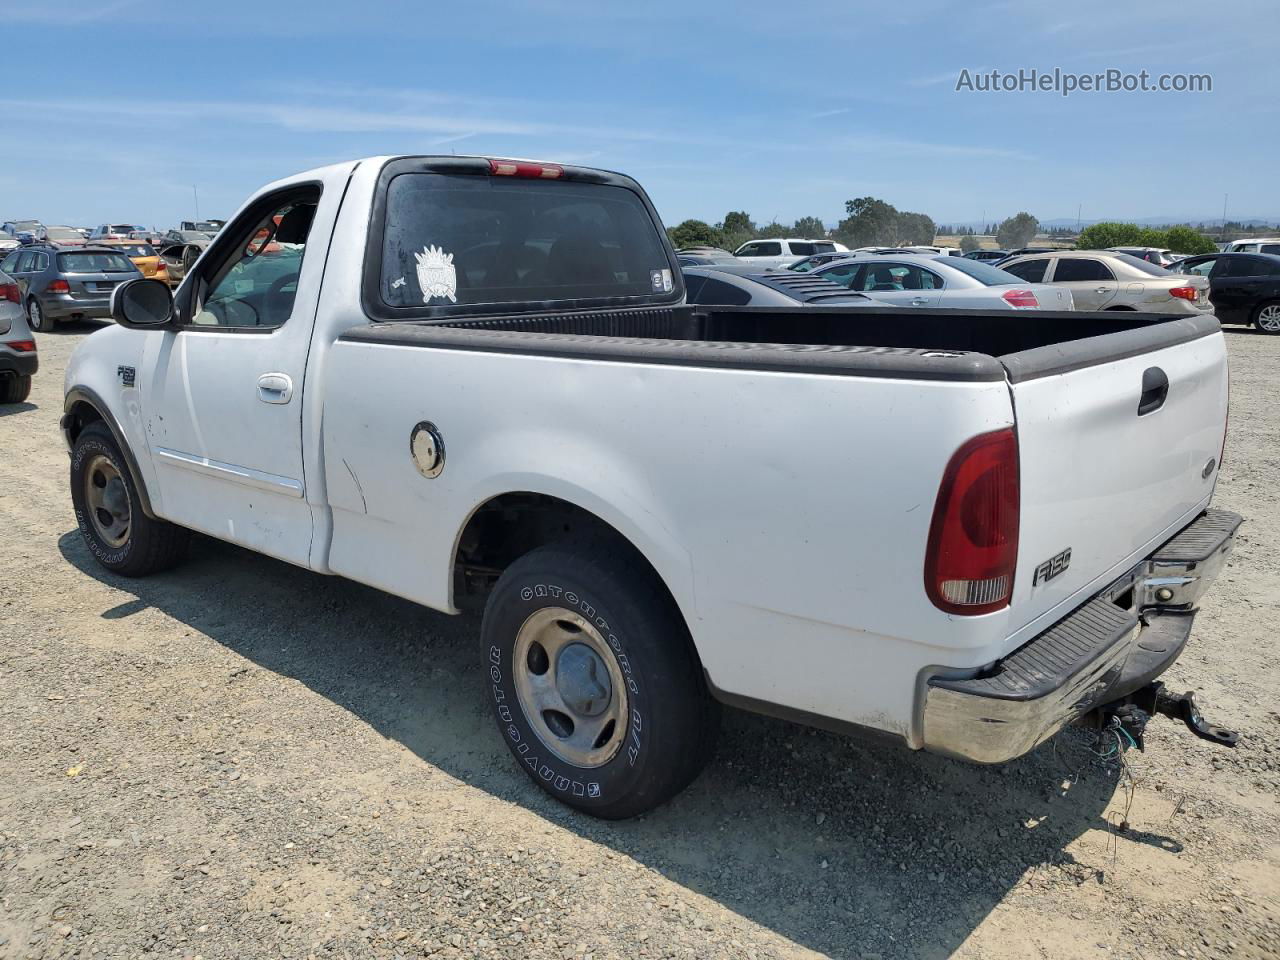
[0,349,38,377]
[921,508,1242,764]
[44,294,112,320]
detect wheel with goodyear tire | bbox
[70,421,190,576]
[482,540,718,819]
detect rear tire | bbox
[1252,301,1280,334]
[481,540,718,819]
[0,374,30,404]
[70,421,189,576]
[26,297,51,332]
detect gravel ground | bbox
[0,321,1277,960]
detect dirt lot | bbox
[1,322,1277,960]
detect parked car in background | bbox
[787,251,864,272]
[95,240,162,278]
[963,249,1010,263]
[43,226,88,247]
[2,220,44,240]
[0,266,36,403]
[732,238,847,267]
[676,253,739,267]
[814,254,1073,310]
[1175,252,1280,333]
[180,220,224,233]
[163,229,216,246]
[0,236,19,254]
[1224,237,1280,255]
[993,246,1056,265]
[90,224,146,243]
[902,245,961,257]
[1001,251,1211,313]
[682,263,882,307]
[0,245,142,331]
[156,242,204,286]
[1106,246,1179,268]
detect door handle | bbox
[1095,286,1110,294]
[1138,366,1168,416]
[257,372,293,405]
[910,297,930,306]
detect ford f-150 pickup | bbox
[63,155,1240,819]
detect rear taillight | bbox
[8,339,35,352]
[0,282,18,303]
[1168,285,1199,301]
[925,428,1020,615]
[1001,288,1039,309]
[488,158,564,179]
[47,279,70,294]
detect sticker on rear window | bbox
[651,268,673,294]
[414,245,457,304]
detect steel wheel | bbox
[27,298,45,332]
[1255,303,1280,333]
[512,607,628,768]
[83,454,131,548]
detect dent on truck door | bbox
[140,188,328,566]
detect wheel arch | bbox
[62,386,157,518]
[450,489,694,633]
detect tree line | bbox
[667,200,1041,252]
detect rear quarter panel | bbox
[320,341,1018,739]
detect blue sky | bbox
[2,0,1276,231]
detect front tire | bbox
[1252,301,1280,334]
[0,374,31,404]
[482,540,718,819]
[26,297,51,332]
[70,421,189,576]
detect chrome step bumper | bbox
[921,509,1242,764]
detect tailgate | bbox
[1004,321,1228,637]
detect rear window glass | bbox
[1111,253,1168,276]
[115,244,155,257]
[57,252,135,272]
[933,257,1022,286]
[811,242,836,253]
[379,173,672,308]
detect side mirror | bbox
[111,278,174,329]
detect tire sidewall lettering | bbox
[71,437,134,565]
[490,580,647,804]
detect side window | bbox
[14,252,35,273]
[690,276,751,306]
[1052,258,1114,282]
[820,263,861,287]
[1260,244,1280,255]
[192,195,317,329]
[1182,258,1215,277]
[787,242,815,256]
[31,253,49,272]
[737,243,760,256]
[1,252,19,273]
[1003,258,1048,283]
[1220,257,1266,279]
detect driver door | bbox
[138,186,324,567]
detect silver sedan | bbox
[1000,250,1212,313]
[813,254,1074,310]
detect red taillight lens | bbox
[488,158,564,179]
[1168,285,1198,301]
[47,279,70,294]
[8,339,35,352]
[925,428,1020,615]
[0,282,18,303]
[1001,288,1039,308]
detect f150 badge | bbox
[117,365,136,387]
[1032,547,1071,587]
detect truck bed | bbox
[340,305,1220,384]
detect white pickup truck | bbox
[64,155,1240,819]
